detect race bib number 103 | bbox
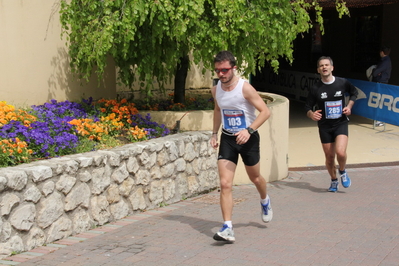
[222,109,246,133]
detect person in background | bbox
[372,45,392,127]
[305,56,358,192]
[210,51,272,242]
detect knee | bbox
[249,175,264,185]
[325,154,335,164]
[336,150,346,160]
[219,178,233,191]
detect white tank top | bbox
[216,78,256,134]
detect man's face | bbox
[317,59,334,77]
[214,60,235,84]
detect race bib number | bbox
[222,109,246,133]
[325,100,342,119]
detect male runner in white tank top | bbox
[210,51,272,242]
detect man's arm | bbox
[210,85,221,149]
[230,82,270,145]
[372,59,388,78]
[347,80,358,102]
[305,88,321,121]
[343,100,355,116]
[343,80,358,116]
[242,82,270,130]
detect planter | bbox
[141,92,289,184]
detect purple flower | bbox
[0,98,171,162]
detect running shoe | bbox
[340,171,351,188]
[213,224,235,242]
[261,199,273,223]
[328,180,339,192]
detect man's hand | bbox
[235,129,251,145]
[309,110,322,121]
[210,134,219,149]
[342,107,352,116]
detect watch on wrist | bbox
[247,127,255,134]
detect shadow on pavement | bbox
[273,180,344,193]
[163,214,268,244]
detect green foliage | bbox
[74,138,97,154]
[60,0,349,90]
[10,250,22,256]
[133,93,214,111]
[159,202,168,207]
[0,138,32,167]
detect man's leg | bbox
[335,134,351,188]
[335,134,348,172]
[217,159,236,221]
[245,162,266,199]
[213,159,236,242]
[322,142,340,192]
[246,163,272,222]
[321,142,337,180]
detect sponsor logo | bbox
[368,92,399,113]
[334,91,342,97]
[321,92,327,99]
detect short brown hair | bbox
[214,51,236,67]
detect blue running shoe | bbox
[213,224,235,242]
[328,180,339,192]
[340,171,351,188]
[261,200,273,223]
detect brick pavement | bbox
[1,165,398,266]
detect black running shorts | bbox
[318,122,348,144]
[218,131,260,166]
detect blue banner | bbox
[348,79,399,126]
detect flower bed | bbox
[0,98,170,168]
[0,91,219,168]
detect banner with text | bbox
[348,79,399,126]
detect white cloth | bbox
[366,65,376,81]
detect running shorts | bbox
[318,121,348,144]
[218,130,260,166]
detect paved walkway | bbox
[1,100,398,266]
[2,166,398,266]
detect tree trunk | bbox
[174,54,189,104]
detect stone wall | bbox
[0,131,219,258]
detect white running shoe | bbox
[261,199,273,223]
[213,224,235,242]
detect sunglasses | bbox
[214,67,234,74]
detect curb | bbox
[288,160,399,172]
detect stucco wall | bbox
[0,0,116,107]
